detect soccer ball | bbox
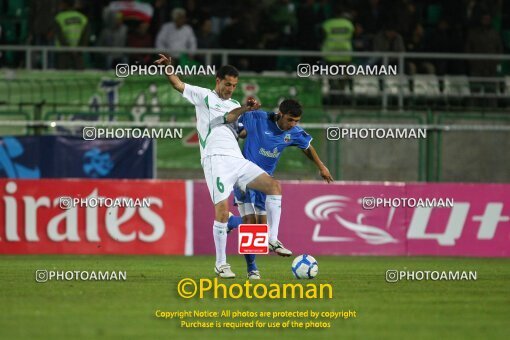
[291,254,318,279]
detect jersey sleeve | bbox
[182,83,208,106]
[293,129,313,149]
[239,110,267,125]
[238,112,247,125]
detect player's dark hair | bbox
[216,65,239,79]
[279,99,302,117]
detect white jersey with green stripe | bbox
[182,83,243,160]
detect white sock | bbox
[213,221,228,267]
[265,195,282,243]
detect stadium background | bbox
[1,0,509,339]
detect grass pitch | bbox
[1,255,509,339]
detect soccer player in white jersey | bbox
[155,54,291,278]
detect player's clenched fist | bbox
[154,54,171,66]
[246,96,261,110]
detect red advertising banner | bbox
[193,181,217,255]
[193,181,510,257]
[3,179,508,256]
[0,179,188,254]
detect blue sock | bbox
[245,254,257,272]
[227,215,243,232]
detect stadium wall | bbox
[0,179,508,257]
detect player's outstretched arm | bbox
[224,97,260,123]
[154,54,185,93]
[302,144,334,183]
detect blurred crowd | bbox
[1,0,509,76]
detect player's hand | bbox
[154,54,171,66]
[319,166,334,183]
[246,97,261,111]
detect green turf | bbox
[1,255,509,339]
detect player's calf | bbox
[214,200,230,223]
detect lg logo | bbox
[238,224,269,254]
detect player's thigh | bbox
[236,160,269,193]
[202,155,238,205]
[246,172,281,195]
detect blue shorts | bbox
[233,185,266,212]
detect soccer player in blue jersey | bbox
[227,99,333,279]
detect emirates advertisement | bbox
[0,179,189,254]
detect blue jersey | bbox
[239,110,312,175]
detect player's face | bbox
[216,76,238,99]
[279,113,301,130]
